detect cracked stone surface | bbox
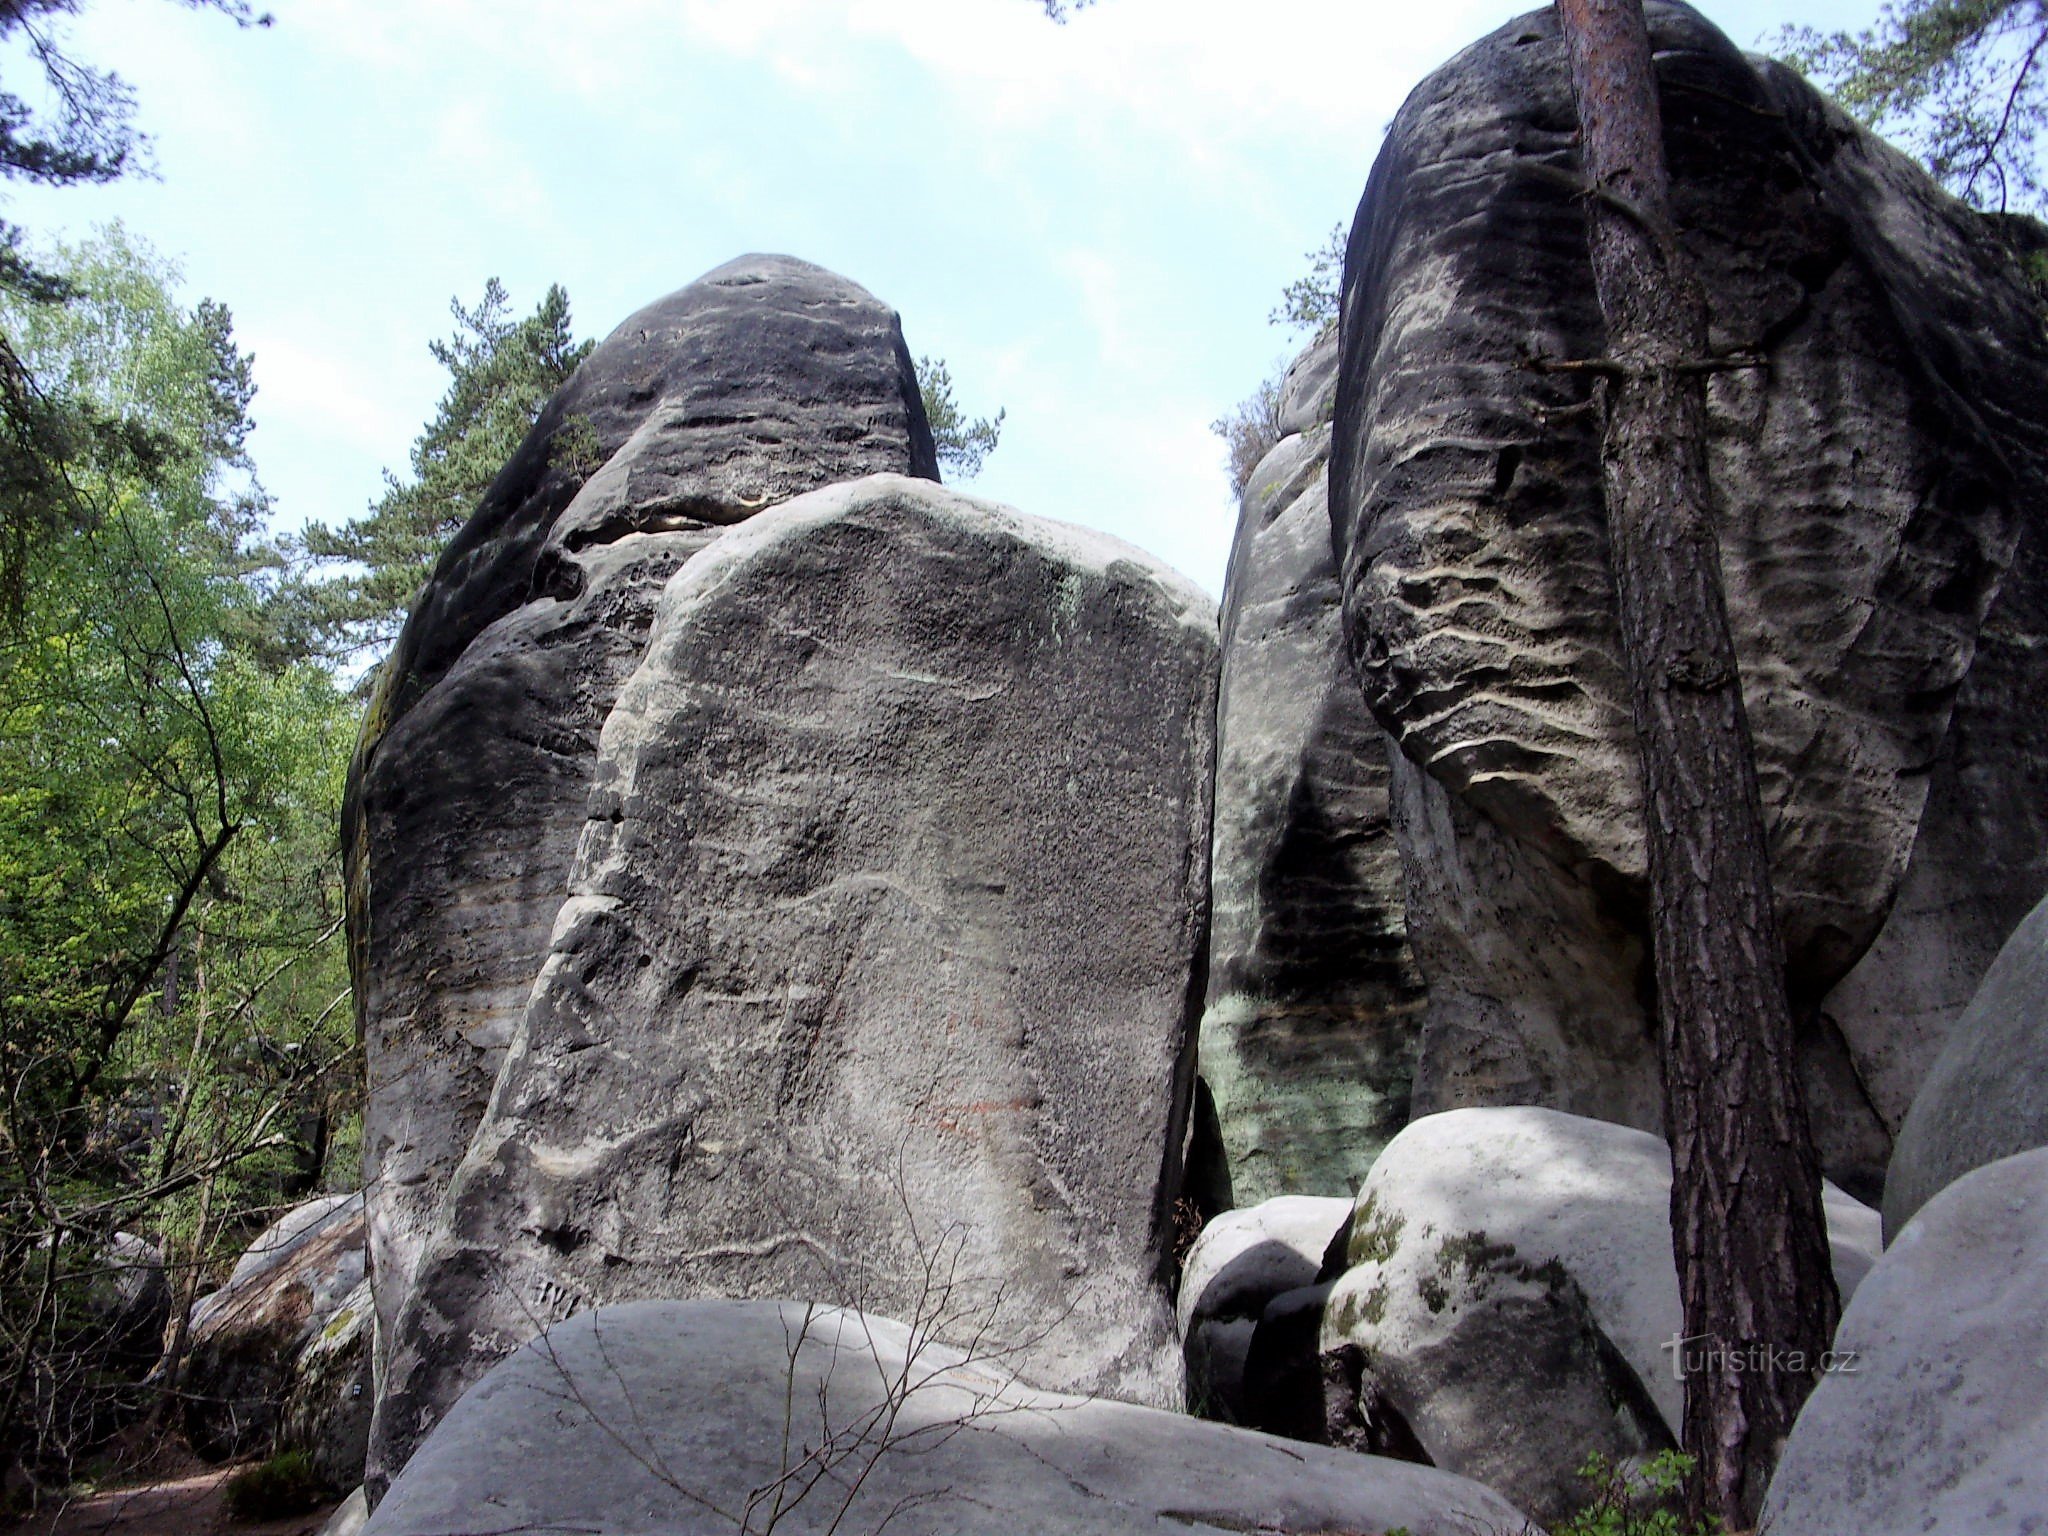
[368,476,1217,1491]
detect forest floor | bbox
[6,1452,347,1536]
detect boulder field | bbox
[338,0,2048,1526]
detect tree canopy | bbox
[280,281,591,668]
[1782,0,2048,213]
[0,228,354,1490]
[916,354,1005,478]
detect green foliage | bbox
[1780,1,2048,212]
[915,354,1005,479]
[1211,370,1284,499]
[280,280,591,666]
[1555,1451,1719,1536]
[222,1448,328,1520]
[1271,224,1346,336]
[0,0,271,614]
[0,229,355,1493]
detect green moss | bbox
[1348,1190,1406,1267]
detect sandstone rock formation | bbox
[1202,328,1424,1204]
[369,475,1217,1489]
[1177,1194,1348,1422]
[182,1193,366,1462]
[344,255,938,1385]
[1763,1146,2048,1536]
[1885,889,2048,1236]
[1318,1107,1880,1523]
[1325,0,2048,1199]
[280,1278,373,1496]
[364,1299,1534,1536]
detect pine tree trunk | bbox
[1552,0,1841,1522]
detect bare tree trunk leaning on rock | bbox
[1551,0,1840,1523]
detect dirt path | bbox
[8,1465,346,1536]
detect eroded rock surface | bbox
[370,475,1216,1489]
[345,255,937,1381]
[1203,328,1424,1203]
[1327,0,2048,1196]
[365,1300,1533,1536]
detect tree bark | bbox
[1552,0,1840,1523]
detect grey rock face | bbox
[345,255,937,1385]
[1318,1107,1879,1524]
[1763,1147,2048,1536]
[1327,2,2048,1196]
[1203,326,1424,1205]
[183,1194,367,1462]
[370,475,1217,1490]
[365,1299,1534,1536]
[1885,891,2048,1236]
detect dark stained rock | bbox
[368,475,1218,1491]
[364,1299,1535,1536]
[345,256,939,1388]
[1885,890,2048,1236]
[1202,326,1425,1204]
[1326,2,2048,1192]
[182,1194,366,1462]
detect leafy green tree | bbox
[1781,0,2048,212]
[0,229,354,1495]
[1270,224,1346,336]
[281,280,590,666]
[915,354,1005,478]
[0,0,270,615]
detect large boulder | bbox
[369,475,1218,1490]
[1318,1107,1880,1523]
[1327,1,2048,1198]
[182,1193,366,1461]
[1176,1194,1349,1422]
[364,1299,1533,1536]
[1763,1146,2048,1536]
[280,1277,374,1496]
[345,255,938,1381]
[1202,326,1424,1204]
[1885,890,2048,1236]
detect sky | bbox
[6,0,1877,596]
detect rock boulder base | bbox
[365,1300,1533,1536]
[372,474,1217,1488]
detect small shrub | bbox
[1555,1450,1719,1536]
[221,1449,329,1521]
[1212,374,1285,498]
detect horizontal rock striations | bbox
[369,475,1217,1488]
[1202,328,1425,1204]
[344,255,938,1400]
[1326,1,2048,1195]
